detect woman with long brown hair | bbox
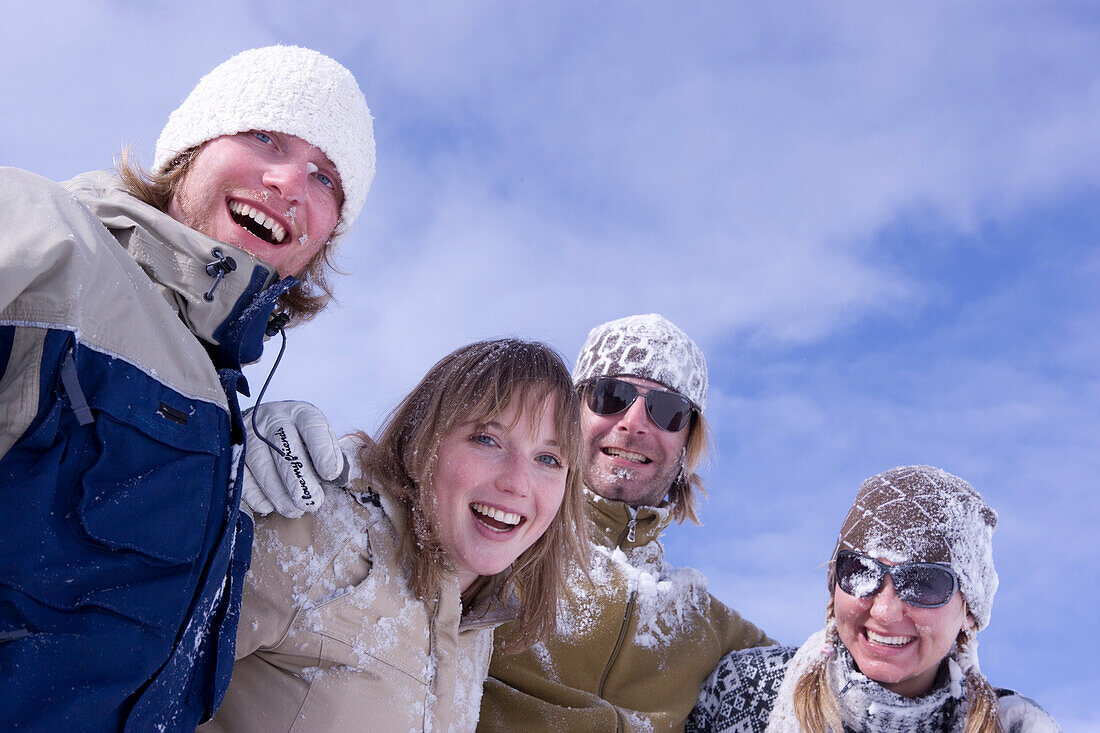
[201,339,588,732]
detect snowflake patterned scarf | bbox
[765,629,976,733]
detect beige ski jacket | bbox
[202,445,512,732]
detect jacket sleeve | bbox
[710,594,774,655]
[0,167,108,458]
[687,645,796,733]
[479,667,627,732]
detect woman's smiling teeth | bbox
[229,200,287,244]
[603,447,649,464]
[865,629,915,647]
[471,502,524,532]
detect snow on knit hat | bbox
[154,45,375,238]
[572,314,708,411]
[829,465,999,630]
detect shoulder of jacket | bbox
[0,165,66,191]
[60,169,121,198]
[995,690,1062,732]
[255,489,374,567]
[0,167,98,225]
[728,644,797,668]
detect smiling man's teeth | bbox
[604,447,648,463]
[471,502,521,526]
[866,629,914,647]
[229,200,287,243]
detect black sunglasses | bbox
[583,377,696,432]
[834,550,959,609]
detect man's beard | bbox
[170,180,218,238]
[581,444,683,508]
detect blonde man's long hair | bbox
[115,147,335,325]
[666,412,711,524]
[362,338,589,652]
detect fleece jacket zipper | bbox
[597,514,640,733]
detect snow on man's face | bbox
[168,130,343,277]
[580,376,689,508]
[834,563,970,698]
[431,397,568,593]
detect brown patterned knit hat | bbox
[572,314,708,411]
[830,465,999,630]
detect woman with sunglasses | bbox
[201,339,589,732]
[687,465,1060,733]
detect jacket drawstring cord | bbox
[248,313,293,457]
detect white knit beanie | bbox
[154,45,375,238]
[572,314,708,411]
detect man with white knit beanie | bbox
[0,46,373,732]
[480,313,773,732]
[131,44,376,323]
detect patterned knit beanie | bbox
[154,45,375,238]
[830,465,999,630]
[572,314,708,411]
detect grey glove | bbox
[241,401,350,518]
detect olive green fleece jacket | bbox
[479,489,772,732]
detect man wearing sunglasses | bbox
[479,313,772,732]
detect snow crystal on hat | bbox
[154,45,375,239]
[572,314,708,411]
[831,465,999,630]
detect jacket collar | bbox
[584,486,673,551]
[460,574,518,631]
[349,474,517,631]
[64,170,297,374]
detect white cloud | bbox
[310,1,1100,353]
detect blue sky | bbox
[5,1,1097,726]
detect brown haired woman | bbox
[687,466,1060,733]
[201,339,588,732]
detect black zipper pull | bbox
[203,248,238,302]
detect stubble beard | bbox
[169,176,218,238]
[581,444,682,508]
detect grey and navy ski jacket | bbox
[0,167,296,732]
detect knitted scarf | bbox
[764,629,976,732]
